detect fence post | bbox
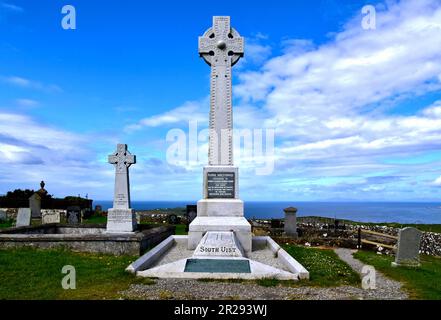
[358,227,362,249]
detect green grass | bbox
[82,215,107,224]
[354,250,441,299]
[0,219,13,229]
[0,244,362,299]
[197,245,360,288]
[0,247,154,300]
[283,244,360,287]
[174,224,187,235]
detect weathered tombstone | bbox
[185,205,197,232]
[16,208,31,227]
[95,205,103,214]
[42,210,61,224]
[392,227,422,267]
[66,206,81,224]
[106,144,137,233]
[0,209,6,222]
[271,219,283,229]
[284,207,298,238]
[188,16,252,255]
[167,214,179,225]
[29,193,42,218]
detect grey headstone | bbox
[29,193,41,218]
[66,206,81,224]
[393,227,422,267]
[0,209,6,222]
[16,208,31,227]
[284,207,298,238]
[42,210,61,224]
[187,205,197,224]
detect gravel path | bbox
[334,248,408,300]
[121,249,408,300]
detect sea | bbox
[94,201,441,224]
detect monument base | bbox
[106,208,137,233]
[197,199,243,216]
[127,235,310,280]
[188,216,252,254]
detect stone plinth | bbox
[189,217,251,254]
[106,208,137,233]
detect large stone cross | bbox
[199,16,244,166]
[108,144,136,209]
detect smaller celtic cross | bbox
[108,144,136,209]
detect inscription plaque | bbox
[184,259,251,273]
[207,172,235,198]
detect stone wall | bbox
[0,224,175,256]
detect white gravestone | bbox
[42,210,61,224]
[106,144,137,233]
[392,227,422,267]
[189,16,252,255]
[16,208,31,227]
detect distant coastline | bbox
[94,201,441,224]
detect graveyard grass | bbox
[0,244,360,300]
[283,245,360,287]
[0,219,13,229]
[0,247,155,300]
[354,250,441,300]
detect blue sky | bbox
[1,0,441,202]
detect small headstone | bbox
[167,214,179,225]
[185,205,197,232]
[29,193,42,218]
[392,227,422,267]
[0,209,6,222]
[284,207,298,238]
[66,206,81,224]
[42,210,61,224]
[16,208,31,227]
[186,205,197,224]
[271,219,283,229]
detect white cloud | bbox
[0,2,23,12]
[235,0,441,166]
[0,112,113,199]
[433,176,441,186]
[125,98,209,132]
[15,98,39,108]
[0,75,62,93]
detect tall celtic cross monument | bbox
[188,16,252,255]
[106,143,137,233]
